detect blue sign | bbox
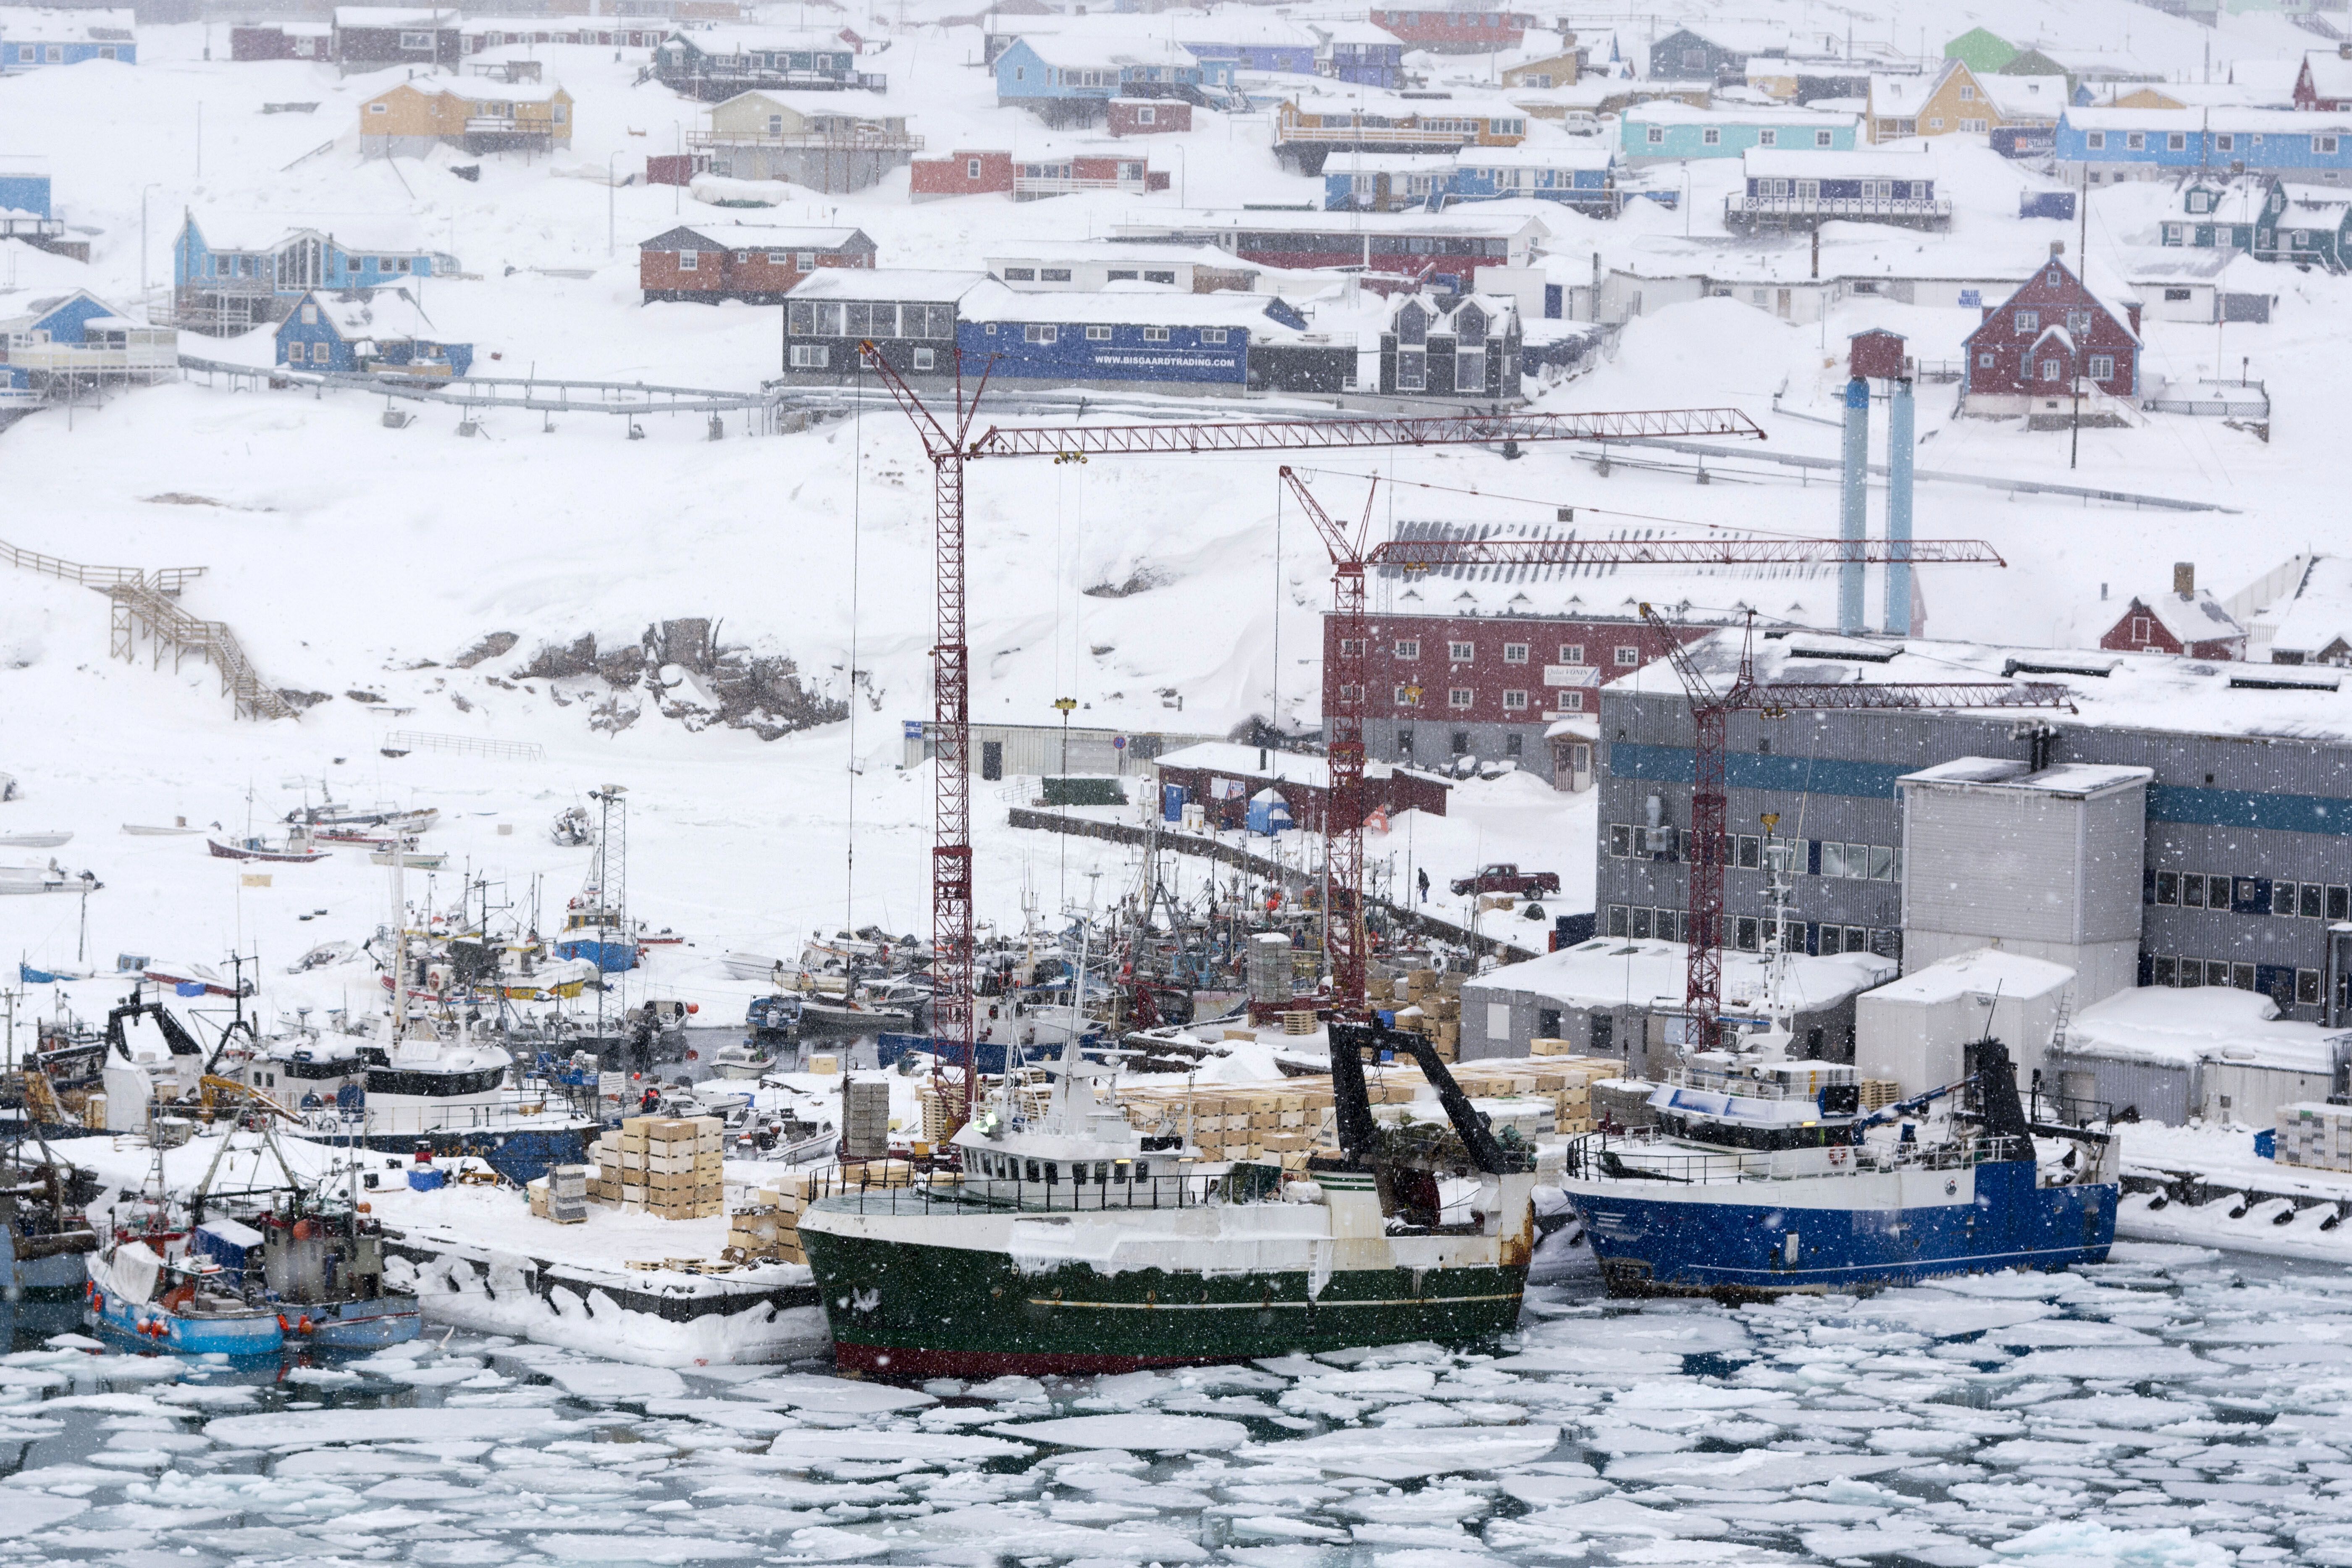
[903,720,924,739]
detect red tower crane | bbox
[1635,603,2076,1052]
[1281,464,2012,1020]
[861,348,1768,1123]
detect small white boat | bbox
[0,832,71,849]
[0,863,95,896]
[123,820,207,836]
[370,849,449,869]
[720,951,785,981]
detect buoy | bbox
[278,1315,290,1334]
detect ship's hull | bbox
[1564,1157,2116,1300]
[291,1293,423,1348]
[84,1274,283,1356]
[288,1123,591,1186]
[799,1172,1532,1376]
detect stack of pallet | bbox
[726,1172,812,1265]
[1386,970,1463,1059]
[1860,1079,1904,1112]
[2278,1103,2352,1171]
[586,1116,724,1217]
[1450,1056,1617,1139]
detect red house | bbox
[638,223,874,305]
[231,24,330,60]
[2097,563,2247,661]
[2294,48,2352,112]
[910,149,1013,202]
[1960,251,2140,419]
[1108,98,1190,137]
[1370,9,1533,54]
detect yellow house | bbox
[1869,59,2064,142]
[1501,50,1581,91]
[360,81,573,157]
[704,89,910,143]
[2107,86,2187,110]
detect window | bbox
[1502,642,1528,664]
[301,303,319,325]
[1394,639,1420,659]
[1394,685,1420,706]
[400,29,431,47]
[1958,83,1977,102]
[2088,354,2115,380]
[1758,128,1776,147]
[1144,270,1176,285]
[1607,905,1628,937]
[1960,119,1986,134]
[1085,325,1111,341]
[1042,268,1072,283]
[1024,324,1057,343]
[1816,129,1833,147]
[2153,956,2177,987]
[1202,328,1227,344]
[1630,907,1653,940]
[1449,729,1470,754]
[1002,267,1036,282]
[2217,134,2234,153]
[912,347,934,371]
[678,251,698,271]
[1646,126,1664,145]
[1702,128,1720,146]
[1613,645,1639,667]
[1448,688,1473,709]
[2182,873,2207,909]
[1448,640,1474,661]
[552,103,567,125]
[1735,916,1760,952]
[1559,643,1584,664]
[2155,870,2180,905]
[2130,615,2152,643]
[766,252,790,266]
[2086,130,2105,150]
[967,158,983,179]
[1143,326,1170,343]
[2168,132,2186,152]
[1502,690,1529,711]
[2015,309,2039,333]
[797,252,816,270]
[369,101,388,115]
[2325,135,2342,155]
[789,344,829,368]
[1978,352,1995,368]
[2040,358,2063,382]
[1560,692,1584,712]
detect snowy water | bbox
[1,1243,2348,1565]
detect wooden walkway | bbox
[0,538,294,721]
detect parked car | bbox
[1450,863,1561,897]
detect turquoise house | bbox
[1620,103,1860,166]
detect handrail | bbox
[1565,1128,2029,1185]
[812,1167,1289,1214]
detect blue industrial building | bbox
[956,282,1307,392]
[2058,108,2352,183]
[993,37,1215,126]
[173,215,461,334]
[0,10,135,70]
[274,290,474,378]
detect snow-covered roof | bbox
[709,87,897,117]
[2260,556,2352,661]
[1899,756,2154,799]
[985,240,1255,270]
[1012,34,1197,71]
[1154,741,1328,789]
[648,223,866,250]
[1373,517,1840,626]
[186,215,452,255]
[333,6,456,26]
[2067,986,2349,1075]
[956,280,1301,333]
[1457,142,1614,170]
[790,267,985,302]
[0,8,134,40]
[1116,209,1549,241]
[434,80,570,104]
[2063,105,2352,134]
[1613,628,2352,743]
[285,287,441,341]
[1860,947,2075,1007]
[1468,937,1895,1014]
[669,26,851,55]
[1326,152,1462,176]
[1867,71,1940,117]
[2303,49,2352,102]
[1979,74,2067,120]
[2124,585,2244,648]
[1280,79,1528,121]
[1307,21,1402,48]
[1622,100,1858,128]
[1741,148,1936,181]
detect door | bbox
[980,740,1003,781]
[1589,1012,1613,1056]
[1776,288,1791,318]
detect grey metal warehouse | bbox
[1598,630,2352,1025]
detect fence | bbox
[811,1166,1282,1216]
[179,353,778,424]
[0,538,202,594]
[1564,1128,2029,1185]
[380,730,546,763]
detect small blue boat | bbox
[85,1239,284,1356]
[1561,1037,2117,1298]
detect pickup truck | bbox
[1450,863,1561,898]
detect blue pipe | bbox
[1886,376,1915,635]
[1839,378,1868,635]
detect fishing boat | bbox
[122,819,207,837]
[0,862,98,895]
[798,994,916,1034]
[208,827,327,864]
[1559,1037,2116,1298]
[85,1173,284,1356]
[0,832,70,849]
[722,951,785,981]
[797,1020,1539,1376]
[369,848,448,870]
[285,791,437,835]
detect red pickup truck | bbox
[1451,863,1561,898]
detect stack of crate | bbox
[640,1116,725,1219]
[726,1172,811,1265]
[546,1162,588,1225]
[916,1081,953,1146]
[1860,1079,1905,1112]
[2277,1103,2352,1171]
[585,1130,622,1206]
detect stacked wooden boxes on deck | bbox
[1860,1079,1904,1112]
[1452,1054,1617,1139]
[727,1172,812,1265]
[1387,969,1462,1060]
[588,1116,724,1217]
[2278,1103,2352,1171]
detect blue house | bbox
[1621,102,1860,165]
[1723,149,1949,231]
[274,290,473,379]
[173,215,461,334]
[955,282,1307,394]
[2058,108,2352,184]
[993,37,1211,128]
[1314,23,1405,89]
[0,290,175,384]
[1169,17,1317,76]
[1450,144,1616,210]
[0,9,135,70]
[0,159,48,221]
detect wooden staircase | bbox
[0,537,297,721]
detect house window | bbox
[1502,690,1528,710]
[1143,326,1170,342]
[1202,328,1227,344]
[967,158,982,178]
[1448,640,1474,661]
[1085,325,1111,341]
[2216,134,2234,153]
[1702,128,1720,145]
[1144,270,1176,284]
[400,30,431,47]
[797,252,816,269]
[2131,615,2152,643]
[1398,350,1425,390]
[2087,130,2105,150]
[553,104,567,124]
[1138,105,1155,124]
[369,102,388,115]
[1503,642,1528,663]
[1394,685,1420,705]
[1815,129,1832,147]
[789,344,829,367]
[2040,358,2062,381]
[1561,692,1584,711]
[301,303,319,325]
[2088,354,2115,380]
[1003,267,1036,281]
[1448,687,1474,708]
[2325,134,2342,155]
[1042,268,1072,282]
[678,251,698,270]
[1929,117,1946,131]
[913,347,934,370]
[768,252,789,265]
[1613,645,1639,667]
[2165,287,2191,302]
[1024,324,1057,343]
[1961,118,1986,134]
[1958,83,1976,102]
[1646,126,1664,144]
[1560,644,1583,663]
[2127,132,2145,151]
[2015,309,2038,332]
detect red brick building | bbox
[2097,563,2247,660]
[1324,611,1707,786]
[1369,8,1533,53]
[910,149,1014,201]
[1961,253,2141,417]
[638,223,874,305]
[1109,98,1190,137]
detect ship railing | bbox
[1567,1130,2029,1184]
[814,1167,1286,1214]
[1662,1068,1849,1102]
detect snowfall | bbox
[7,0,2352,1551]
